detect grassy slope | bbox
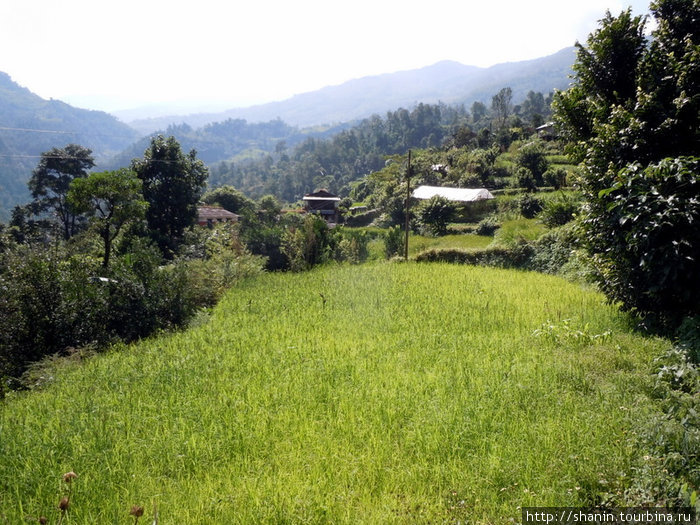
[0,263,665,524]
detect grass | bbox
[493,218,548,245]
[0,263,666,523]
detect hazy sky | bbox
[1,0,652,112]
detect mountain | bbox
[121,47,575,134]
[0,72,140,221]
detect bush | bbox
[516,194,543,219]
[539,193,579,227]
[513,167,537,192]
[334,228,370,264]
[475,217,501,236]
[0,237,262,386]
[417,196,455,236]
[384,225,405,259]
[587,157,700,323]
[543,167,568,189]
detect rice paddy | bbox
[0,263,665,523]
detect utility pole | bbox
[404,150,411,260]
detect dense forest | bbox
[209,90,553,201]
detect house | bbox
[412,185,495,203]
[536,122,556,139]
[197,205,239,227]
[302,189,341,224]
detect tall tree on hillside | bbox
[68,168,147,268]
[131,135,208,257]
[554,0,700,325]
[28,144,95,240]
[471,101,487,123]
[491,87,513,129]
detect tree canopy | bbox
[554,0,700,324]
[131,135,208,257]
[68,168,147,267]
[28,144,95,240]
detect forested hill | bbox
[0,72,140,221]
[104,118,352,170]
[122,47,575,133]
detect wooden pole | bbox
[404,150,411,260]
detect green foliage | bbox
[333,228,370,264]
[383,225,405,259]
[67,168,147,267]
[591,157,700,320]
[416,195,455,236]
[475,216,501,236]
[543,166,568,189]
[0,227,262,383]
[131,135,208,258]
[554,1,700,324]
[28,144,95,240]
[514,167,537,192]
[415,243,535,268]
[626,345,700,506]
[282,214,334,272]
[201,185,256,215]
[539,192,580,228]
[515,140,550,185]
[515,193,543,219]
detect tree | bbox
[68,169,147,268]
[417,196,455,236]
[202,185,256,215]
[471,101,487,123]
[554,0,700,324]
[515,140,550,186]
[491,87,513,129]
[131,136,208,257]
[28,144,95,240]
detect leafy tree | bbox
[28,144,95,240]
[491,87,513,129]
[515,140,550,185]
[131,135,208,257]
[202,185,256,215]
[520,91,547,126]
[68,169,147,268]
[417,195,455,236]
[554,0,700,324]
[471,101,487,123]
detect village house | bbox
[302,189,341,224]
[197,205,239,227]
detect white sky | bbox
[0,0,652,112]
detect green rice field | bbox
[0,263,666,523]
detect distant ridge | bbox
[120,47,576,134]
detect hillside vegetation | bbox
[0,263,667,523]
[0,73,140,221]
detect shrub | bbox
[384,225,405,259]
[543,167,568,189]
[417,196,455,236]
[516,194,543,219]
[474,217,501,236]
[513,167,537,192]
[539,193,580,227]
[334,228,370,264]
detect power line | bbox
[0,126,77,135]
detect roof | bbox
[303,189,341,201]
[197,206,239,220]
[412,185,495,202]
